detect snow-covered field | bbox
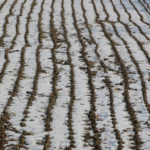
[0,0,150,149]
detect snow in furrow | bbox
[48,0,70,149]
[65,0,92,149]
[85,0,135,149]
[5,0,40,148]
[0,0,15,38]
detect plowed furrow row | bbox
[108,19,150,149]
[0,0,8,12]
[108,0,150,115]
[118,0,150,42]
[127,0,150,26]
[91,0,142,149]
[99,0,150,148]
[119,0,150,40]
[143,0,150,9]
[138,0,150,14]
[0,0,19,46]
[43,0,70,149]
[81,0,123,149]
[43,0,59,149]
[14,0,53,148]
[84,1,135,149]
[113,0,150,103]
[121,0,150,41]
[0,0,150,149]
[61,0,76,149]
[64,0,92,149]
[103,0,150,107]
[71,0,103,149]
[12,0,44,149]
[0,0,31,149]
[108,0,150,65]
[0,0,18,81]
[0,0,27,83]
[0,0,37,148]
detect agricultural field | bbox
[0,0,150,149]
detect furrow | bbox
[106,0,150,66]
[0,0,31,149]
[127,0,150,26]
[85,1,135,149]
[0,0,27,83]
[61,0,76,149]
[0,0,19,46]
[64,0,92,149]
[4,0,39,147]
[43,0,59,149]
[15,0,53,148]
[42,0,70,149]
[138,0,150,14]
[143,0,150,9]
[0,0,39,148]
[0,0,19,81]
[91,0,142,149]
[0,0,8,12]
[0,0,149,149]
[81,0,123,149]
[71,0,103,149]
[119,0,150,41]
[13,0,44,149]
[108,0,150,115]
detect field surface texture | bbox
[0,0,150,149]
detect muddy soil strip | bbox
[127,0,150,26]
[81,0,123,149]
[92,0,142,149]
[71,0,102,149]
[0,0,27,83]
[138,0,150,14]
[61,0,76,149]
[43,0,59,149]
[14,0,44,149]
[109,0,150,114]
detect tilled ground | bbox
[0,0,150,150]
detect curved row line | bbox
[15,0,44,149]
[127,0,150,26]
[61,0,76,149]
[138,0,150,14]
[142,0,150,9]
[92,0,142,149]
[0,0,29,149]
[0,0,20,82]
[43,0,59,149]
[0,0,8,12]
[108,0,150,114]
[80,0,123,149]
[0,0,27,84]
[71,0,103,149]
